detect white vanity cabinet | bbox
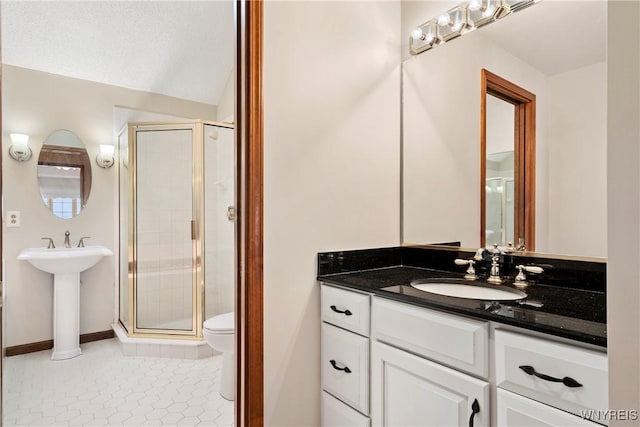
[320,284,608,427]
[321,284,372,426]
[370,297,490,427]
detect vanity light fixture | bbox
[410,0,540,55]
[8,133,32,162]
[96,144,115,168]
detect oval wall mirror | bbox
[37,130,92,219]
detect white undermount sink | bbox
[18,245,113,360]
[18,246,113,274]
[411,281,527,301]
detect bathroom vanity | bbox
[318,246,607,427]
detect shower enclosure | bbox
[118,120,234,338]
[485,177,514,247]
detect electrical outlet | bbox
[7,211,20,227]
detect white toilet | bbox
[203,312,236,401]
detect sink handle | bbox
[41,237,55,249]
[515,265,544,283]
[77,237,91,248]
[455,259,476,280]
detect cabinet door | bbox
[497,389,603,426]
[371,341,489,427]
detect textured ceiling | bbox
[1,1,234,106]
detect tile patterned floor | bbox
[3,339,234,426]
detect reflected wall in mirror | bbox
[481,69,536,250]
[37,130,91,219]
[402,0,606,258]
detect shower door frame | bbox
[121,120,234,339]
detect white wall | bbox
[263,1,401,425]
[547,62,607,258]
[2,65,216,347]
[607,1,640,424]
[217,72,235,123]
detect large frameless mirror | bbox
[37,129,91,219]
[402,0,606,258]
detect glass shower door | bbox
[134,128,196,333]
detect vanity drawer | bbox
[322,323,370,415]
[495,329,608,420]
[371,297,488,378]
[322,391,370,427]
[321,284,370,336]
[497,388,603,426]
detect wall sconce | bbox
[8,133,32,162]
[410,0,538,55]
[96,144,115,168]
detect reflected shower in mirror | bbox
[402,0,606,258]
[37,130,91,219]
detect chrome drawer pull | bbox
[468,398,480,427]
[330,305,352,316]
[329,359,352,374]
[519,365,583,388]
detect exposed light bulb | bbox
[452,14,464,31]
[411,27,424,40]
[425,30,435,44]
[469,0,482,11]
[438,13,450,26]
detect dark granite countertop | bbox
[317,248,607,348]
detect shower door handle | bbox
[191,220,196,240]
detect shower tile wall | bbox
[204,125,235,320]
[136,129,194,330]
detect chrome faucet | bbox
[64,230,71,248]
[487,243,503,284]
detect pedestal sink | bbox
[18,246,113,360]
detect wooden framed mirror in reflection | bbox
[402,0,606,258]
[480,69,536,251]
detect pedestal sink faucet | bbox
[64,230,71,248]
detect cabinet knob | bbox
[330,305,352,316]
